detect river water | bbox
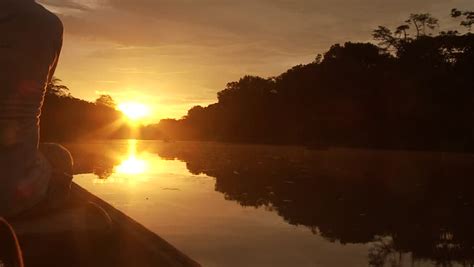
[69,140,474,267]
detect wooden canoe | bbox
[11,183,201,267]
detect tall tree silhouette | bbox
[451,8,474,32]
[406,13,439,37]
[95,94,116,108]
[46,77,70,97]
[150,9,474,152]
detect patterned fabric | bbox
[0,1,63,217]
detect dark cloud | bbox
[47,0,474,52]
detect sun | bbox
[118,102,150,121]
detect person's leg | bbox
[0,218,23,267]
[39,143,74,210]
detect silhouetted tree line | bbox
[40,79,130,141]
[150,10,474,152]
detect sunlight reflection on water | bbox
[115,140,148,175]
[115,155,148,175]
[92,140,151,185]
[71,140,474,267]
[90,140,189,185]
[73,140,372,267]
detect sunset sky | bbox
[38,0,473,123]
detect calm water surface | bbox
[69,140,474,267]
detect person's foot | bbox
[39,143,74,210]
[0,218,23,267]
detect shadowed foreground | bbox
[12,183,200,267]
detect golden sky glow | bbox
[38,0,474,123]
[118,102,151,121]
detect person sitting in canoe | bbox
[0,0,73,218]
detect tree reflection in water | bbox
[67,141,474,266]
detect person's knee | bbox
[39,143,73,175]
